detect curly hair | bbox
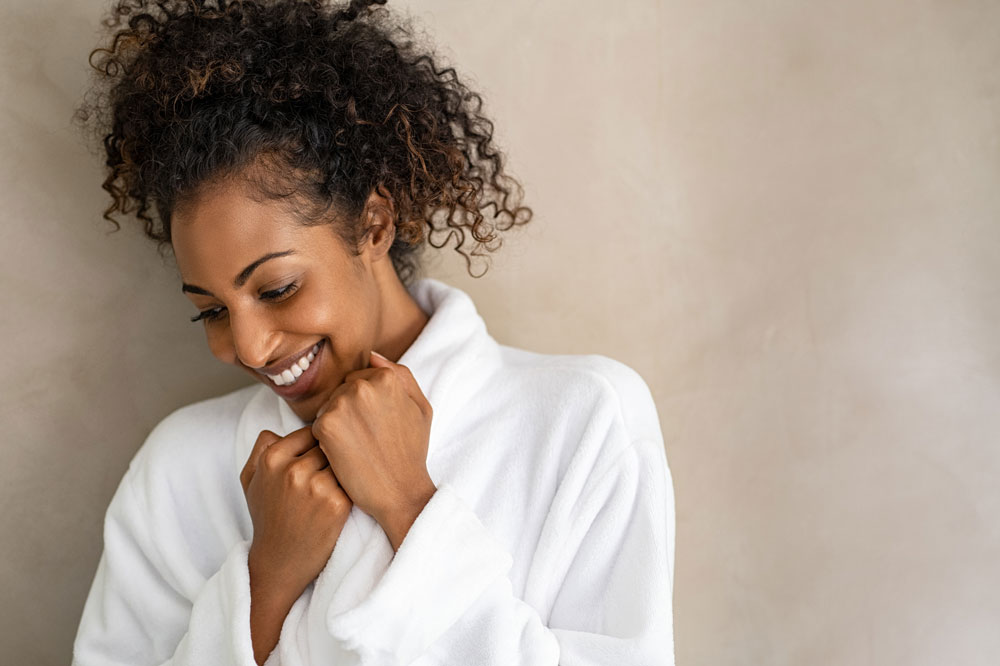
[74,0,533,284]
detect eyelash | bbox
[190,282,300,324]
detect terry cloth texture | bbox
[72,277,676,666]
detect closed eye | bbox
[189,282,300,324]
[261,282,299,301]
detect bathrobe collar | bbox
[235,276,494,471]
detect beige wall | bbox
[3,0,999,663]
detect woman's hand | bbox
[311,350,437,551]
[240,426,353,601]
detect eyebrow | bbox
[181,250,296,296]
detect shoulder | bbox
[140,383,259,454]
[127,383,261,482]
[496,345,663,446]
[102,384,261,589]
[491,347,671,523]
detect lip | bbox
[257,340,321,378]
[260,339,325,400]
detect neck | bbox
[373,265,429,362]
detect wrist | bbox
[248,555,298,666]
[380,481,437,552]
[248,548,306,610]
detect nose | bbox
[228,308,280,371]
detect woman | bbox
[71,1,676,665]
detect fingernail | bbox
[371,350,388,360]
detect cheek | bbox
[311,312,369,366]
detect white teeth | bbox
[266,342,321,387]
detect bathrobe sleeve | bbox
[71,467,260,666]
[325,432,676,666]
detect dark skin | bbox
[171,179,437,664]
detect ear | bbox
[361,185,397,260]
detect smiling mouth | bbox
[261,341,323,386]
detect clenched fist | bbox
[311,350,437,552]
[240,426,353,603]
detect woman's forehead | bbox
[171,182,326,279]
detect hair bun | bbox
[78,0,532,283]
[343,0,387,22]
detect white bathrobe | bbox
[72,277,676,666]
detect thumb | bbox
[370,349,431,418]
[369,349,393,367]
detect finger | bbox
[270,425,319,457]
[369,349,393,368]
[310,467,347,497]
[245,428,319,488]
[341,366,382,384]
[371,351,431,418]
[240,429,281,491]
[315,374,358,419]
[295,444,330,471]
[339,347,392,382]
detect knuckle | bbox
[312,416,334,441]
[286,462,309,487]
[328,493,351,515]
[356,378,378,399]
[255,429,278,447]
[259,446,282,471]
[308,474,328,497]
[401,367,418,387]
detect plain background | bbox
[3,0,1000,663]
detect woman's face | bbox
[171,178,394,423]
